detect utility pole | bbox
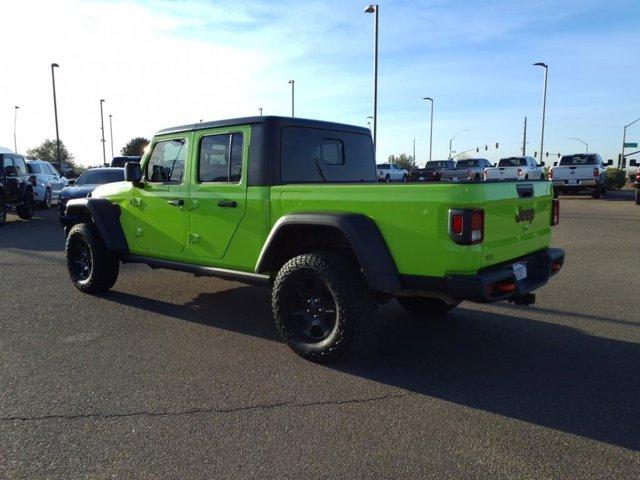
[259,107,263,116]
[100,99,106,166]
[533,62,548,166]
[522,116,527,156]
[621,118,640,168]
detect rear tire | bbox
[385,174,391,183]
[591,186,602,199]
[272,251,372,362]
[402,175,407,183]
[553,188,560,198]
[16,192,34,220]
[635,189,640,205]
[65,223,119,294]
[396,296,460,319]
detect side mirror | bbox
[553,162,558,167]
[540,161,546,166]
[124,162,142,184]
[606,159,613,166]
[67,179,76,186]
[629,160,637,167]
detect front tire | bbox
[65,223,119,294]
[396,296,460,318]
[41,188,52,209]
[385,174,391,183]
[272,252,372,362]
[402,174,407,183]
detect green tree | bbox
[26,139,80,172]
[121,137,149,156]
[388,153,416,171]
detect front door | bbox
[188,126,249,260]
[132,134,192,255]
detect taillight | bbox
[548,168,553,179]
[449,209,484,245]
[636,171,640,181]
[517,168,523,177]
[551,198,560,226]
[593,167,599,177]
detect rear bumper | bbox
[399,247,565,303]
[553,180,597,187]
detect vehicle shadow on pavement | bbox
[106,285,640,451]
[0,209,64,252]
[338,303,640,451]
[559,189,635,202]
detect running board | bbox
[121,254,270,286]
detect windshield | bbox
[499,157,527,167]
[75,169,124,185]
[426,161,449,168]
[559,155,596,166]
[455,159,478,168]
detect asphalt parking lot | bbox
[1,191,639,479]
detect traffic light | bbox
[484,145,488,151]
[557,153,561,158]
[476,147,479,153]
[534,151,537,157]
[495,143,499,149]
[545,152,549,157]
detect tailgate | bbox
[481,181,552,268]
[552,166,593,180]
[486,167,518,179]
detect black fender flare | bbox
[64,198,128,253]
[255,213,401,293]
[19,182,33,200]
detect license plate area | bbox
[568,179,578,184]
[513,261,528,281]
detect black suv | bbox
[0,153,35,226]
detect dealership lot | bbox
[1,192,639,478]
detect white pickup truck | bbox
[484,156,545,181]
[549,153,612,198]
[377,163,408,182]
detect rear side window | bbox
[28,163,42,174]
[198,132,243,183]
[281,127,375,182]
[146,139,187,183]
[13,157,28,175]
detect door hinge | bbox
[131,197,141,207]
[188,233,200,244]
[134,227,143,237]
[190,199,199,210]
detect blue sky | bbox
[2,0,639,165]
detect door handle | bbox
[167,199,184,207]
[217,200,237,208]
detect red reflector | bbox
[451,214,463,235]
[551,260,562,272]
[493,281,516,294]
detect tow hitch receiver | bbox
[510,293,536,306]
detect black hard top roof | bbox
[156,116,370,136]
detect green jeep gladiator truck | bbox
[62,116,564,361]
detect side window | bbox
[13,157,27,176]
[48,163,60,176]
[314,139,344,166]
[3,157,15,176]
[146,139,186,183]
[198,132,243,183]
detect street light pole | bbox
[567,137,588,153]
[533,62,548,165]
[100,99,106,166]
[13,106,19,153]
[109,114,114,159]
[422,97,433,163]
[621,118,640,168]
[51,63,62,173]
[288,80,295,117]
[364,4,379,159]
[259,107,263,116]
[448,129,468,159]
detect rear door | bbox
[2,156,20,202]
[188,126,249,260]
